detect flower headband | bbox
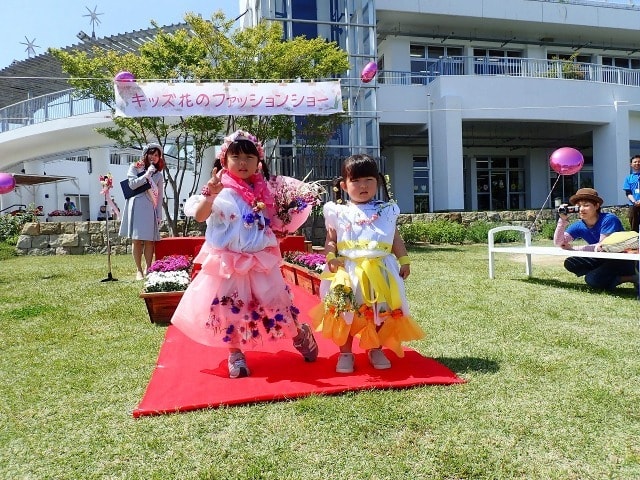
[217,130,265,161]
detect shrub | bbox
[0,207,39,244]
[538,222,556,240]
[466,221,494,244]
[398,222,430,244]
[0,242,17,260]
[423,220,467,244]
[493,229,525,243]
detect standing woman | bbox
[119,143,165,280]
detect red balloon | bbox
[114,71,136,82]
[550,147,584,175]
[360,61,378,83]
[0,173,16,194]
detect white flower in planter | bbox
[143,270,191,293]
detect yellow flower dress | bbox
[311,200,425,356]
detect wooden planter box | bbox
[139,291,184,324]
[281,261,321,296]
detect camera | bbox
[557,205,580,214]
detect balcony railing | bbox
[379,56,640,87]
[0,89,110,134]
[3,56,640,135]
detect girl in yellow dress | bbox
[312,154,425,373]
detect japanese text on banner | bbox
[114,81,343,117]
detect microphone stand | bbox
[101,194,117,282]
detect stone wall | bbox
[15,220,205,256]
[16,206,630,255]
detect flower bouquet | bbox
[322,269,359,321]
[140,255,192,323]
[99,173,113,194]
[269,175,325,235]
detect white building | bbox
[245,0,640,213]
[3,0,640,216]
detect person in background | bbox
[118,143,165,280]
[622,154,640,232]
[63,197,76,211]
[554,187,637,291]
[170,130,318,379]
[97,204,108,221]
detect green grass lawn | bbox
[1,246,639,479]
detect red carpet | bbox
[133,283,465,417]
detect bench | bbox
[488,226,640,280]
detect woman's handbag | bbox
[120,172,150,200]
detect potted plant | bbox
[46,209,83,222]
[139,255,192,323]
[282,250,325,295]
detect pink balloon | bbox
[360,61,378,83]
[550,147,584,175]
[114,71,136,82]
[0,173,16,194]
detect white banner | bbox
[114,81,343,117]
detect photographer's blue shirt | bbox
[566,212,623,245]
[622,172,640,202]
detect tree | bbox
[51,11,350,235]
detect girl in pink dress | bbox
[170,131,318,378]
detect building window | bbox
[413,156,429,213]
[547,52,591,64]
[476,157,525,210]
[473,48,522,75]
[549,157,594,205]
[602,57,640,69]
[410,44,463,84]
[602,56,640,85]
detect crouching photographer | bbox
[553,188,637,291]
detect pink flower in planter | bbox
[283,251,326,274]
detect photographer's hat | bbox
[569,187,603,206]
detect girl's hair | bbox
[142,147,166,172]
[222,140,270,179]
[332,153,390,202]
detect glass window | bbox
[413,156,430,213]
[549,157,594,204]
[476,156,525,210]
[410,45,425,58]
[427,46,445,59]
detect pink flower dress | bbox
[170,188,300,348]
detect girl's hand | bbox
[206,166,224,195]
[399,264,410,279]
[327,257,343,273]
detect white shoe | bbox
[368,349,391,369]
[336,353,355,373]
[228,352,250,379]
